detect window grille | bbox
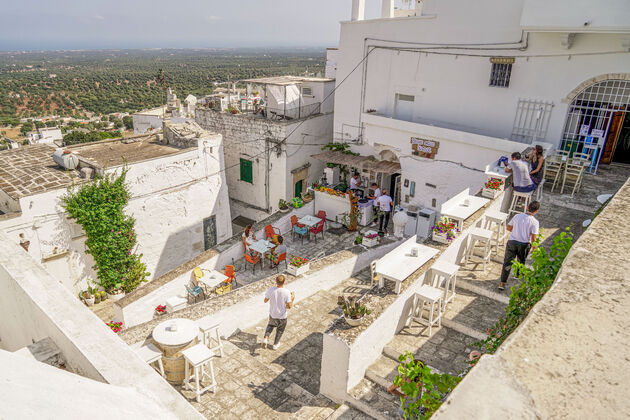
[511,99,554,144]
[302,87,313,96]
[240,158,253,183]
[489,63,512,88]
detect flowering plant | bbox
[484,178,504,190]
[291,197,304,208]
[364,233,378,239]
[315,185,346,198]
[106,321,123,333]
[289,255,309,268]
[432,217,459,242]
[155,304,166,313]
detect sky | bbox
[0,0,381,51]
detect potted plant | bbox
[432,217,459,244]
[155,304,167,316]
[301,191,313,203]
[287,255,310,276]
[291,197,304,208]
[338,295,371,327]
[362,231,379,248]
[107,283,125,301]
[278,199,290,213]
[482,177,505,199]
[80,290,95,306]
[106,321,123,333]
[354,235,363,245]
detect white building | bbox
[195,76,335,223]
[0,122,232,294]
[132,106,167,135]
[332,0,630,210]
[183,94,198,116]
[28,127,63,145]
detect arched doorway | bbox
[378,149,401,205]
[561,78,630,169]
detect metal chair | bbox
[244,253,261,274]
[309,220,325,241]
[224,265,237,287]
[185,284,205,304]
[264,225,280,243]
[270,252,288,272]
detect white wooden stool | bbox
[428,260,459,311]
[466,227,493,272]
[535,179,545,202]
[182,344,217,402]
[411,285,443,337]
[509,191,532,216]
[198,320,224,357]
[135,343,165,378]
[483,210,509,254]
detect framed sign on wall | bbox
[411,137,440,159]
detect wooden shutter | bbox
[240,158,253,183]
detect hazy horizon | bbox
[0,1,382,51]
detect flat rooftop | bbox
[133,106,166,116]
[69,135,192,168]
[242,75,334,85]
[0,145,77,200]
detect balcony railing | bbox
[238,102,321,121]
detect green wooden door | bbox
[294,180,303,198]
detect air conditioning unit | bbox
[416,208,437,239]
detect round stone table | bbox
[152,318,199,384]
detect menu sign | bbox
[411,137,439,159]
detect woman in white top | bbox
[242,225,257,254]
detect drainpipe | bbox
[265,138,271,213]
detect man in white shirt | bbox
[349,172,362,190]
[375,189,394,234]
[262,275,295,350]
[504,152,536,193]
[367,183,381,200]
[499,201,540,290]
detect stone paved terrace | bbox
[0,144,78,202]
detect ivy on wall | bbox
[63,168,149,293]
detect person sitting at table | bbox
[267,235,287,267]
[525,145,545,186]
[504,152,536,193]
[242,225,257,254]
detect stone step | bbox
[13,337,66,369]
[347,378,399,420]
[457,278,510,304]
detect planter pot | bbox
[287,263,310,277]
[344,316,364,327]
[482,187,501,199]
[432,231,455,245]
[107,291,125,301]
[83,297,95,306]
[362,236,379,248]
[279,207,290,213]
[155,310,167,317]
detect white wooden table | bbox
[298,215,322,228]
[441,195,489,231]
[249,239,273,255]
[375,235,439,294]
[197,270,229,291]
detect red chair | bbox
[271,252,287,272]
[244,253,261,274]
[224,265,237,287]
[317,210,327,229]
[309,220,325,242]
[265,225,280,243]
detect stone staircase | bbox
[346,264,510,419]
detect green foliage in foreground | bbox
[63,130,122,145]
[62,169,149,293]
[394,352,462,419]
[475,228,574,354]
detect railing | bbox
[237,102,321,120]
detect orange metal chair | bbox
[270,252,287,272]
[223,265,237,287]
[265,225,280,244]
[244,253,261,274]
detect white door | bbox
[394,94,414,122]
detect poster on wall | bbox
[579,125,590,136]
[411,137,440,159]
[591,129,605,138]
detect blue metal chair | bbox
[185,284,205,304]
[293,225,308,245]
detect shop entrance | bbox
[561,78,630,171]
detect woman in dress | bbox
[242,225,256,254]
[527,144,545,186]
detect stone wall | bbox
[433,178,630,419]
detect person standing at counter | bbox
[367,183,381,200]
[375,189,394,234]
[504,152,536,193]
[350,172,362,191]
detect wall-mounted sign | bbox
[591,129,605,138]
[411,137,439,159]
[579,125,590,136]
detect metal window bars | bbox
[560,79,630,174]
[511,99,554,144]
[489,63,512,88]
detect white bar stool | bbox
[198,320,224,357]
[428,260,459,312]
[135,343,165,378]
[411,285,443,337]
[509,191,532,216]
[483,210,509,254]
[182,344,217,403]
[466,227,493,272]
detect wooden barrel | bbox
[155,338,197,384]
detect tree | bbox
[34,121,45,129]
[20,122,34,135]
[122,115,133,130]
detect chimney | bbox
[351,0,365,21]
[381,0,394,18]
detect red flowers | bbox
[106,321,123,333]
[484,178,504,190]
[289,255,309,268]
[155,305,166,313]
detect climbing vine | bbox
[475,228,574,353]
[62,168,149,293]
